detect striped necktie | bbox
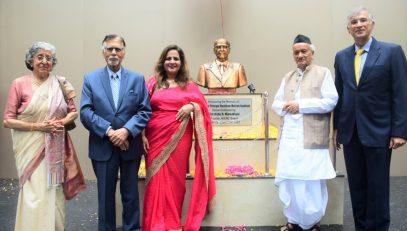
[111,74,119,108]
[354,48,364,85]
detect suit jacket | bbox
[333,37,407,147]
[196,60,247,89]
[80,67,151,161]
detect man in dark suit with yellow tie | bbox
[334,7,407,231]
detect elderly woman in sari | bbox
[3,42,86,231]
[141,44,216,231]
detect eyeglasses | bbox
[349,17,371,26]
[104,47,124,53]
[215,45,229,50]
[35,55,53,62]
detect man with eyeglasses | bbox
[334,7,407,231]
[196,38,247,93]
[80,34,151,231]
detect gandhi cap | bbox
[293,34,312,44]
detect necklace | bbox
[161,78,178,89]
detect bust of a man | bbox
[196,38,247,93]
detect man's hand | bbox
[333,129,342,151]
[389,137,407,149]
[282,101,299,114]
[118,140,129,151]
[108,128,130,150]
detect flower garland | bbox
[225,165,255,176]
[138,161,275,177]
[221,226,246,231]
[224,165,268,177]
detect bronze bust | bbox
[196,38,247,93]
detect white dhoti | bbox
[272,67,338,230]
[274,114,335,230]
[277,179,328,230]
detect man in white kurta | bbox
[272,34,338,231]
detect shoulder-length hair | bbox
[154,44,190,89]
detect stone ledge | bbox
[116,175,345,226]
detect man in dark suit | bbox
[80,34,151,231]
[334,7,407,231]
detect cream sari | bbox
[12,75,73,231]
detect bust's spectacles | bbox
[215,45,229,50]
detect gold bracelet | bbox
[30,122,34,131]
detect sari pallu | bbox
[9,75,85,231]
[142,78,216,231]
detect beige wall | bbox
[1,0,407,179]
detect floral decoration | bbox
[139,160,275,177]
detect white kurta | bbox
[272,68,338,229]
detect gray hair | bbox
[101,34,126,50]
[292,43,316,53]
[309,44,316,53]
[347,6,375,23]
[25,42,57,71]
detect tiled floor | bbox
[1,177,407,231]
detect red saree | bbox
[142,77,216,231]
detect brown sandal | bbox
[280,223,302,231]
[309,224,321,231]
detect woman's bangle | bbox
[30,122,34,131]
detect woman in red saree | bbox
[142,45,216,231]
[3,42,85,231]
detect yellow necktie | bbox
[354,49,364,85]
